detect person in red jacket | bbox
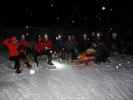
[42,33,54,65]
[34,34,45,66]
[19,34,29,49]
[3,36,21,73]
[3,35,32,73]
[18,34,31,69]
[34,34,54,66]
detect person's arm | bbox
[45,40,53,49]
[2,38,10,47]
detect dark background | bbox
[113,2,133,39]
[0,1,95,28]
[0,1,132,36]
[112,2,133,53]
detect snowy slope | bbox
[0,55,133,100]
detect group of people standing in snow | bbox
[0,31,119,73]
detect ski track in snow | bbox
[0,55,133,100]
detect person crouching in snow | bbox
[77,48,96,65]
[2,36,21,73]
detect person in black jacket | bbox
[96,42,110,63]
[92,42,110,64]
[78,33,91,52]
[65,35,79,59]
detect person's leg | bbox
[26,47,31,56]
[9,57,17,69]
[34,51,39,67]
[60,48,65,59]
[95,54,101,64]
[13,56,21,73]
[72,47,78,56]
[45,49,53,65]
[20,52,32,69]
[66,49,71,60]
[71,49,77,59]
[15,60,21,73]
[9,56,20,72]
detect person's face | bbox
[68,35,71,40]
[26,33,29,36]
[72,35,75,39]
[83,33,87,39]
[58,34,61,39]
[21,35,25,40]
[38,37,42,41]
[112,33,117,39]
[44,34,48,40]
[97,33,100,37]
[92,32,95,36]
[38,34,41,38]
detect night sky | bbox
[0,1,95,27]
[96,0,112,27]
[0,0,132,32]
[113,1,133,33]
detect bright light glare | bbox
[102,6,106,10]
[30,69,36,75]
[52,61,65,69]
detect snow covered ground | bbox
[0,54,133,100]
